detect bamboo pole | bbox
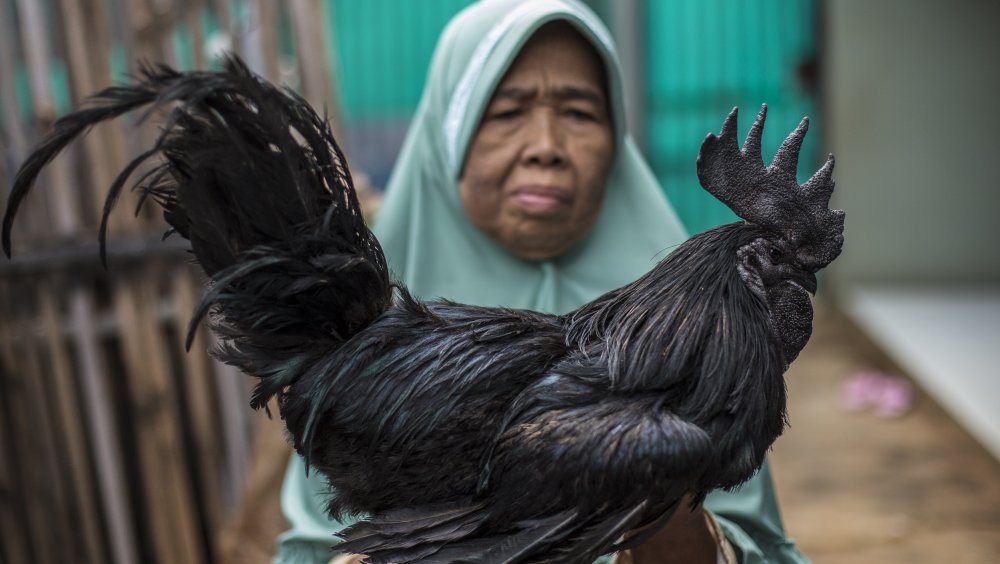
[0,369,33,564]
[21,297,80,563]
[211,335,251,513]
[68,282,140,564]
[288,0,337,122]
[113,270,204,564]
[149,0,179,68]
[240,0,266,75]
[2,0,44,241]
[172,267,223,541]
[210,0,232,38]
[215,402,291,564]
[57,0,128,229]
[235,0,281,83]
[256,0,281,82]
[15,0,81,238]
[15,0,55,121]
[40,279,108,564]
[185,0,207,70]
[0,285,38,564]
[0,0,27,165]
[0,290,58,563]
[113,0,159,230]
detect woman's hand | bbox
[625,495,719,564]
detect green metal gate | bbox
[644,0,820,233]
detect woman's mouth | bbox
[509,185,571,215]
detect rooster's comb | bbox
[696,105,844,270]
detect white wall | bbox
[825,0,1000,286]
[825,1,1000,460]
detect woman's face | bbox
[459,23,614,261]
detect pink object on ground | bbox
[840,371,880,411]
[871,376,914,418]
[840,371,915,418]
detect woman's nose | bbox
[522,109,567,167]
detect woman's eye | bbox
[564,108,596,121]
[489,108,522,121]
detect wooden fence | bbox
[0,1,346,562]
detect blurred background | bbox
[0,0,997,563]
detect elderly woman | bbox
[276,1,807,562]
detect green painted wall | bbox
[644,0,819,234]
[327,0,474,120]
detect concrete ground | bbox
[771,305,1000,563]
[218,304,1000,563]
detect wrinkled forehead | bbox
[499,21,609,98]
[434,0,625,174]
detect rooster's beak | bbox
[796,271,818,295]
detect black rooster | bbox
[3,58,843,563]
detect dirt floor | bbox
[771,305,1000,563]
[217,304,1000,563]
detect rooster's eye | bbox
[768,247,782,262]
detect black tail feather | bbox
[2,56,393,410]
[336,500,490,562]
[337,501,588,564]
[472,509,579,563]
[335,499,661,563]
[541,501,649,563]
[3,76,171,256]
[603,501,680,556]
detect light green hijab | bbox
[371,0,687,313]
[276,1,807,562]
